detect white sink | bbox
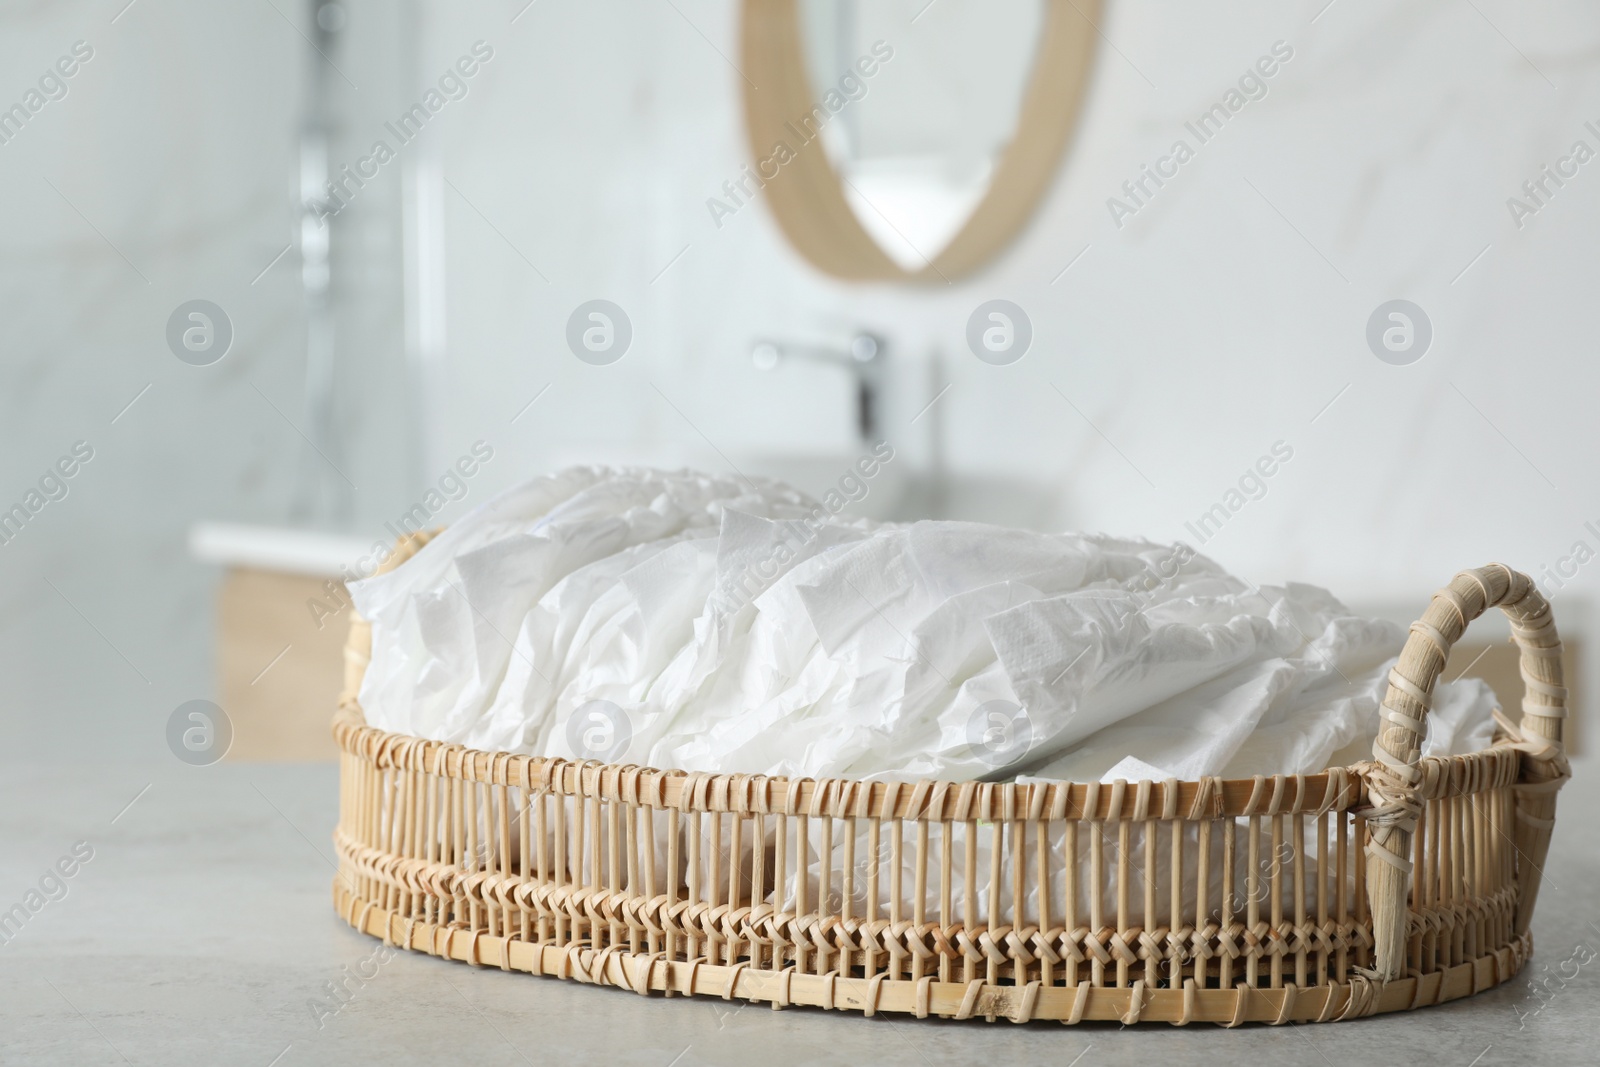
[542,446,911,522]
[189,521,374,577]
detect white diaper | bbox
[351,465,1497,784]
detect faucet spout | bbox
[751,331,886,442]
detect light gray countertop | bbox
[2,756,1596,1066]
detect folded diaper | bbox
[351,466,1497,784]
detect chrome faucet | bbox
[751,331,885,442]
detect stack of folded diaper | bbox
[351,466,1497,786]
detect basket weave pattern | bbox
[333,540,1569,1025]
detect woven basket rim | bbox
[333,699,1530,820]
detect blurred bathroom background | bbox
[2,0,1596,763]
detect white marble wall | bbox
[420,0,1600,599]
[0,0,413,757]
[5,0,1599,756]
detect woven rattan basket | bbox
[332,534,1570,1026]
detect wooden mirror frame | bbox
[739,0,1101,283]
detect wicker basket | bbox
[332,535,1570,1025]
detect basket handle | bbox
[1364,564,1569,980]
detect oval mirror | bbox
[740,0,1100,283]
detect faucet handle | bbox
[848,333,882,363]
[751,341,782,371]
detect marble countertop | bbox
[1,756,1596,1066]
